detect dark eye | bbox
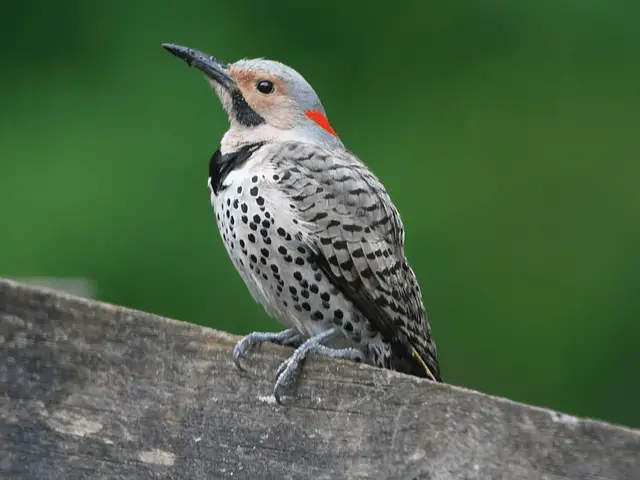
[256,80,275,94]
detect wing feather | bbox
[270,141,441,380]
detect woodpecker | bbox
[162,43,442,403]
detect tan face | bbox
[226,66,301,129]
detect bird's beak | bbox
[162,43,236,91]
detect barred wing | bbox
[270,141,440,380]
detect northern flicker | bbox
[162,43,442,402]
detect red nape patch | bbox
[305,110,338,137]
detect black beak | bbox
[162,43,236,90]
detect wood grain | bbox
[1,278,638,479]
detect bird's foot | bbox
[233,329,303,371]
[273,328,365,404]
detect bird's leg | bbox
[273,328,365,404]
[233,328,303,371]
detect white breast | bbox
[208,149,291,324]
[206,145,329,337]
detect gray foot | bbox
[273,328,365,404]
[233,329,303,371]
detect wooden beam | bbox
[1,278,638,479]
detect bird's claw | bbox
[232,329,303,372]
[275,357,291,380]
[273,355,304,405]
[232,335,255,372]
[233,328,364,404]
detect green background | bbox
[1,1,638,427]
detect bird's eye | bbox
[256,80,275,94]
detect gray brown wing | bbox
[271,142,441,381]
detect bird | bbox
[162,43,442,403]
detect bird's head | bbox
[163,43,343,151]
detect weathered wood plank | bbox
[0,278,638,479]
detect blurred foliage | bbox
[1,0,639,427]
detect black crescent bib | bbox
[209,143,264,195]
